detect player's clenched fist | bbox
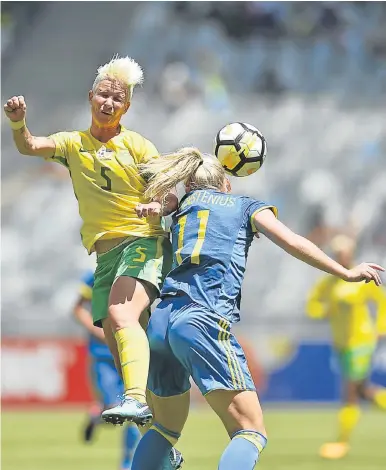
[4,95,27,122]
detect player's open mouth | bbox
[101,111,112,116]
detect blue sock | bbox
[132,429,172,470]
[218,430,267,470]
[121,424,141,469]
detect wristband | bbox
[9,119,26,130]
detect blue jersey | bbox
[79,270,94,302]
[79,271,111,359]
[161,189,277,322]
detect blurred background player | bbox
[3,56,177,425]
[307,234,386,459]
[73,271,184,470]
[73,270,141,470]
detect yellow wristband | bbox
[9,119,26,130]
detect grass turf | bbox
[2,407,385,469]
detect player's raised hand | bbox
[4,95,27,122]
[135,201,162,218]
[344,262,384,286]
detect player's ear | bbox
[88,90,93,104]
[123,100,131,113]
[185,178,192,193]
[224,177,232,193]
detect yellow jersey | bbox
[306,275,386,349]
[47,126,167,253]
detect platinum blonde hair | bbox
[92,56,144,100]
[139,147,226,205]
[330,234,356,254]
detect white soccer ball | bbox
[214,122,267,177]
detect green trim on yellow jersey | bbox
[48,126,167,253]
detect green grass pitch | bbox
[2,407,385,469]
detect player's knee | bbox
[108,304,139,329]
[209,390,266,438]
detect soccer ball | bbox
[214,122,267,177]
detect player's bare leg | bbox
[321,377,386,460]
[102,309,151,379]
[205,389,267,469]
[319,380,359,459]
[83,402,103,443]
[358,381,386,410]
[132,391,189,470]
[102,276,155,426]
[102,318,122,377]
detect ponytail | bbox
[139,147,204,204]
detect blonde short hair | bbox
[330,234,356,254]
[92,55,144,100]
[139,147,226,205]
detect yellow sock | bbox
[337,405,361,442]
[115,325,149,403]
[373,389,386,410]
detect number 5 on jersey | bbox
[100,166,112,191]
[175,210,209,265]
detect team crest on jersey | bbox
[96,146,113,160]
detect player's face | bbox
[89,79,130,127]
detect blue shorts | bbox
[90,356,123,407]
[147,296,255,397]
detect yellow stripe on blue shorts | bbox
[218,318,246,389]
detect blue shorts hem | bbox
[147,388,192,399]
[147,383,192,398]
[202,386,256,397]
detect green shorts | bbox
[338,344,375,381]
[92,236,172,327]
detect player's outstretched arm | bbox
[253,209,384,285]
[4,95,55,158]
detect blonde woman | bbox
[129,148,384,470]
[4,57,177,428]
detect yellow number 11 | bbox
[175,210,210,265]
